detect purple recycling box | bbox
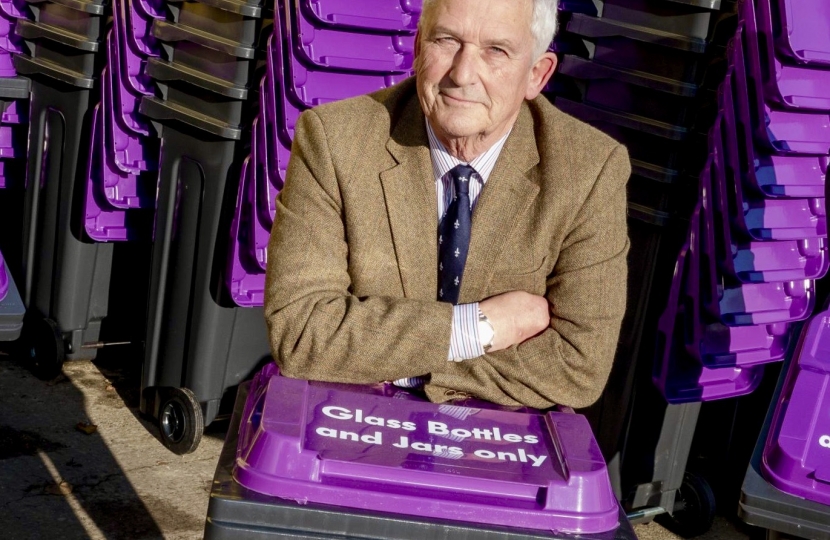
[234,363,620,534]
[773,0,830,68]
[287,0,415,73]
[0,98,25,124]
[0,0,27,19]
[301,0,420,33]
[249,114,270,272]
[761,307,830,506]
[259,76,287,229]
[0,248,7,302]
[750,0,830,112]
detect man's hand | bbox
[479,291,550,352]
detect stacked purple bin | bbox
[652,0,830,404]
[226,0,416,307]
[82,0,159,242]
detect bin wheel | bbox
[28,317,65,380]
[658,471,716,538]
[158,387,203,455]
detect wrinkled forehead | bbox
[419,0,535,41]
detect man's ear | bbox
[414,30,422,58]
[525,52,558,100]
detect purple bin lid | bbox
[287,0,414,73]
[115,0,155,98]
[735,21,830,156]
[687,164,792,369]
[278,9,409,110]
[773,0,830,68]
[0,99,26,124]
[249,114,270,272]
[653,195,765,402]
[749,0,830,112]
[718,63,827,241]
[233,364,621,534]
[0,0,27,19]
[0,249,8,302]
[126,0,161,58]
[300,0,420,33]
[112,9,155,138]
[259,75,287,229]
[761,307,830,506]
[267,33,303,147]
[227,147,266,308]
[101,59,156,210]
[106,35,158,175]
[84,102,151,242]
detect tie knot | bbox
[450,164,475,196]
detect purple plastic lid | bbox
[106,35,158,174]
[227,146,266,308]
[111,9,155,137]
[761,307,830,505]
[259,75,287,229]
[749,0,830,112]
[278,9,409,109]
[0,0,27,19]
[84,98,152,241]
[688,159,793,368]
[287,0,415,73]
[735,17,830,156]
[0,249,8,302]
[0,99,26,125]
[301,0,420,33]
[267,33,303,147]
[249,114,269,272]
[653,198,765,402]
[773,0,830,68]
[126,0,161,58]
[718,60,827,241]
[233,364,620,534]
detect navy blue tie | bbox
[438,164,475,305]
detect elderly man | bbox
[264,0,630,409]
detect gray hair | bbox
[418,0,559,59]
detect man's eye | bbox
[489,47,507,56]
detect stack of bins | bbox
[0,248,24,341]
[736,0,830,534]
[82,0,162,242]
[547,0,739,528]
[227,0,415,306]
[0,0,33,282]
[12,0,112,379]
[651,0,829,527]
[136,0,274,454]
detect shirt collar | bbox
[425,119,511,184]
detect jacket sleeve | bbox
[264,109,455,384]
[425,145,631,409]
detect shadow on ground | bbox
[0,346,165,539]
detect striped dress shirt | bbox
[393,121,511,388]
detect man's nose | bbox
[448,44,479,87]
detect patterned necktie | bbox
[438,164,475,304]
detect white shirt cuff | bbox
[448,302,484,361]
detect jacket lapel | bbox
[460,104,541,303]
[380,96,438,300]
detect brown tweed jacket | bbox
[264,77,630,409]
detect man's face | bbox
[415,0,551,142]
